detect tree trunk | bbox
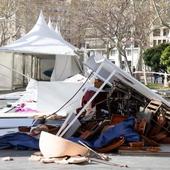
[121,49,132,75]
[117,42,132,75]
[117,49,123,69]
[136,46,144,71]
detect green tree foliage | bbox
[143,43,169,72]
[161,46,170,73]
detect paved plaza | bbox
[0,149,170,170]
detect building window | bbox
[122,61,131,70]
[163,28,169,36]
[85,43,90,48]
[153,40,157,46]
[111,50,116,56]
[125,43,131,48]
[163,39,167,44]
[126,50,131,56]
[122,61,125,69]
[158,40,161,44]
[153,29,160,36]
[128,61,131,68]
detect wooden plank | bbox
[118,149,170,156]
[118,144,170,156]
[150,100,162,105]
[145,100,162,114]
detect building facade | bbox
[150,26,169,47]
[84,36,140,72]
[84,25,170,71]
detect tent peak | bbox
[36,11,47,26]
[55,23,62,37]
[0,9,77,55]
[48,17,54,31]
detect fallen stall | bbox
[0,55,170,166]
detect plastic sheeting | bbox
[50,55,81,81]
[0,52,13,90]
[37,81,88,116]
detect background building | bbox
[150,26,169,46]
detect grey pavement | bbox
[0,149,170,170]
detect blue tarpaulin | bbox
[70,116,140,149]
[92,116,140,148]
[0,132,39,150]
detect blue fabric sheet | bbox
[69,116,140,149]
[92,116,140,148]
[0,132,39,150]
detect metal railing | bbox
[133,71,170,87]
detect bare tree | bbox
[131,0,170,71]
[75,0,134,73]
[131,0,153,71]
[0,0,21,46]
[0,0,72,46]
[151,0,170,29]
[61,0,89,48]
[0,0,38,45]
[67,0,170,73]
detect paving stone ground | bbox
[1,149,170,170]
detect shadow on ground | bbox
[0,149,35,157]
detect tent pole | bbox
[23,54,26,86]
[38,58,41,80]
[36,57,38,80]
[35,56,37,79]
[33,56,35,79]
[33,56,37,79]
[11,53,15,90]
[36,57,39,80]
[73,54,83,73]
[31,55,33,78]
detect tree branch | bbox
[152,0,170,28]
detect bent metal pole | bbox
[59,68,115,137]
[0,63,30,81]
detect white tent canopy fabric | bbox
[48,17,55,31]
[0,11,81,81]
[55,24,62,40]
[50,54,81,81]
[0,11,76,56]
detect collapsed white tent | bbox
[85,54,170,107]
[0,11,81,84]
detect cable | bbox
[46,71,94,119]
[0,63,30,81]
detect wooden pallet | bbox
[165,110,170,120]
[145,100,162,114]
